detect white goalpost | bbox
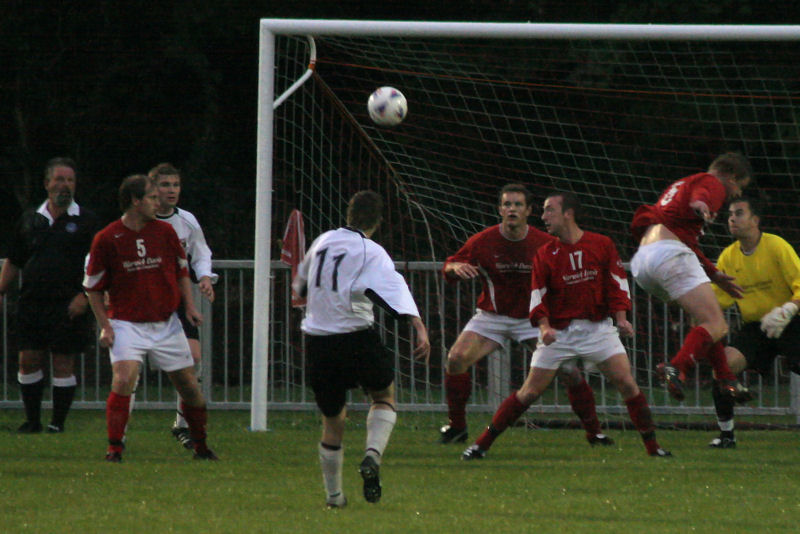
[253,20,800,431]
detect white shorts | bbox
[530,319,625,370]
[463,309,539,345]
[109,313,194,372]
[630,240,710,302]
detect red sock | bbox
[566,378,602,438]
[181,402,208,452]
[671,326,713,375]
[106,392,131,452]
[707,341,735,381]
[475,392,528,451]
[445,372,471,429]
[624,392,660,455]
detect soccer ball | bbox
[367,86,407,126]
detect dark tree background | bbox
[1,1,794,257]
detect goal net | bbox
[257,21,800,430]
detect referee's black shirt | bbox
[7,202,99,301]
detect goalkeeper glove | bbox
[759,301,799,339]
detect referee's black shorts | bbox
[17,297,91,354]
[306,327,394,417]
[729,316,800,374]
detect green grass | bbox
[1,409,798,534]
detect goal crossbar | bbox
[261,20,800,41]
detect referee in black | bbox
[0,157,98,433]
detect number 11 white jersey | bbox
[292,227,420,335]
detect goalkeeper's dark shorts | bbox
[306,327,394,417]
[729,317,800,375]
[176,303,199,340]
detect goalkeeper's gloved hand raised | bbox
[759,301,799,339]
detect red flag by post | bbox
[280,209,306,307]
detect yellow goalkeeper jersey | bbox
[713,233,800,324]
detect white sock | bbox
[18,370,44,385]
[122,374,140,443]
[365,408,397,465]
[718,419,735,432]
[52,375,77,387]
[128,372,140,416]
[318,443,344,502]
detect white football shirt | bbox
[293,227,420,335]
[157,207,218,284]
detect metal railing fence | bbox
[1,259,797,422]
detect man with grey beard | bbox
[0,158,99,433]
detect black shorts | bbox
[729,316,800,375]
[16,297,91,354]
[306,328,394,417]
[177,303,199,340]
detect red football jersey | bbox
[444,225,553,318]
[529,231,631,330]
[84,219,189,322]
[631,172,727,275]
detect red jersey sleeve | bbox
[603,236,632,313]
[83,229,112,292]
[528,246,550,326]
[443,232,479,281]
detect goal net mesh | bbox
[270,33,799,426]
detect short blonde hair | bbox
[148,162,180,180]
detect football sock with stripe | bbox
[19,370,45,425]
[51,375,77,429]
[567,378,602,438]
[106,392,131,452]
[712,382,735,432]
[706,341,736,382]
[181,402,209,453]
[624,392,661,455]
[444,371,471,430]
[475,392,528,451]
[319,442,344,502]
[670,326,713,375]
[365,404,397,464]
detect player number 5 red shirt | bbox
[84,219,189,322]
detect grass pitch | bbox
[1,409,798,533]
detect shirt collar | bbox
[37,200,80,225]
[343,226,366,238]
[157,207,178,220]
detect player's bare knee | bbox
[18,352,44,374]
[369,390,394,408]
[557,368,581,387]
[726,350,747,374]
[178,386,204,407]
[51,355,75,377]
[111,374,137,395]
[18,362,43,375]
[516,385,540,405]
[706,320,728,342]
[446,350,467,374]
[614,378,639,399]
